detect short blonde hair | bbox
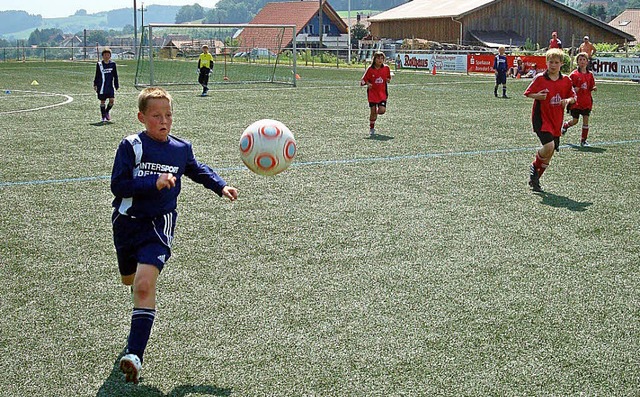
[545,48,564,62]
[138,87,172,113]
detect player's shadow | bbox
[366,133,394,141]
[90,121,111,127]
[566,144,606,153]
[536,192,592,212]
[96,348,232,397]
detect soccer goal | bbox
[135,23,297,88]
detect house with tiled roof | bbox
[236,0,349,52]
[609,9,639,45]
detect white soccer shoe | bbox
[119,353,142,384]
[369,128,376,136]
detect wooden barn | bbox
[368,0,635,48]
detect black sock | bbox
[100,104,106,118]
[126,308,156,363]
[106,103,113,114]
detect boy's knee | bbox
[133,278,154,299]
[378,108,386,115]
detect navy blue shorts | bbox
[369,101,387,108]
[495,71,507,85]
[112,210,177,276]
[97,93,115,101]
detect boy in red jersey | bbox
[561,52,597,146]
[524,48,576,192]
[361,51,392,136]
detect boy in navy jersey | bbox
[524,48,576,192]
[93,48,119,122]
[493,46,508,98]
[112,87,238,383]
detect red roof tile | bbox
[237,1,347,51]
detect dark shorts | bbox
[495,71,507,85]
[112,210,178,276]
[97,93,115,101]
[570,108,591,118]
[535,130,560,150]
[369,101,387,108]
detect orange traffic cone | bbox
[295,74,301,80]
[432,64,437,75]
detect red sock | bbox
[370,121,375,129]
[581,125,589,141]
[532,153,549,177]
[562,122,570,130]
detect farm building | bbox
[237,0,349,51]
[368,0,635,48]
[609,9,640,45]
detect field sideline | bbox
[0,61,639,396]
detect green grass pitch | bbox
[0,60,639,396]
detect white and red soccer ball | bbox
[239,119,296,176]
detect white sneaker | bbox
[580,140,590,147]
[369,128,375,136]
[119,353,142,384]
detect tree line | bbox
[176,0,410,24]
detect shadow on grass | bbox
[566,143,607,153]
[90,121,110,127]
[365,133,394,141]
[96,349,232,397]
[535,191,592,212]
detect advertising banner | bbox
[592,57,640,80]
[467,54,546,75]
[398,53,467,72]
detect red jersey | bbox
[361,64,391,103]
[524,72,576,137]
[569,69,595,110]
[549,38,562,49]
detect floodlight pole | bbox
[133,0,138,57]
[347,0,351,64]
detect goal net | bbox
[135,23,297,88]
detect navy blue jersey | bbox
[94,61,119,96]
[493,54,508,73]
[111,131,227,218]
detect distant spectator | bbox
[508,57,524,78]
[549,31,562,49]
[523,63,538,78]
[579,36,596,70]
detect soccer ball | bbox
[239,119,296,176]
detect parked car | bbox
[249,48,277,59]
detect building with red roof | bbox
[236,0,349,52]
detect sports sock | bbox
[126,308,156,363]
[532,152,549,177]
[562,122,570,131]
[581,125,589,141]
[494,85,498,95]
[100,104,106,118]
[502,86,506,96]
[105,103,113,114]
[369,120,375,129]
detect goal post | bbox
[135,23,297,88]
